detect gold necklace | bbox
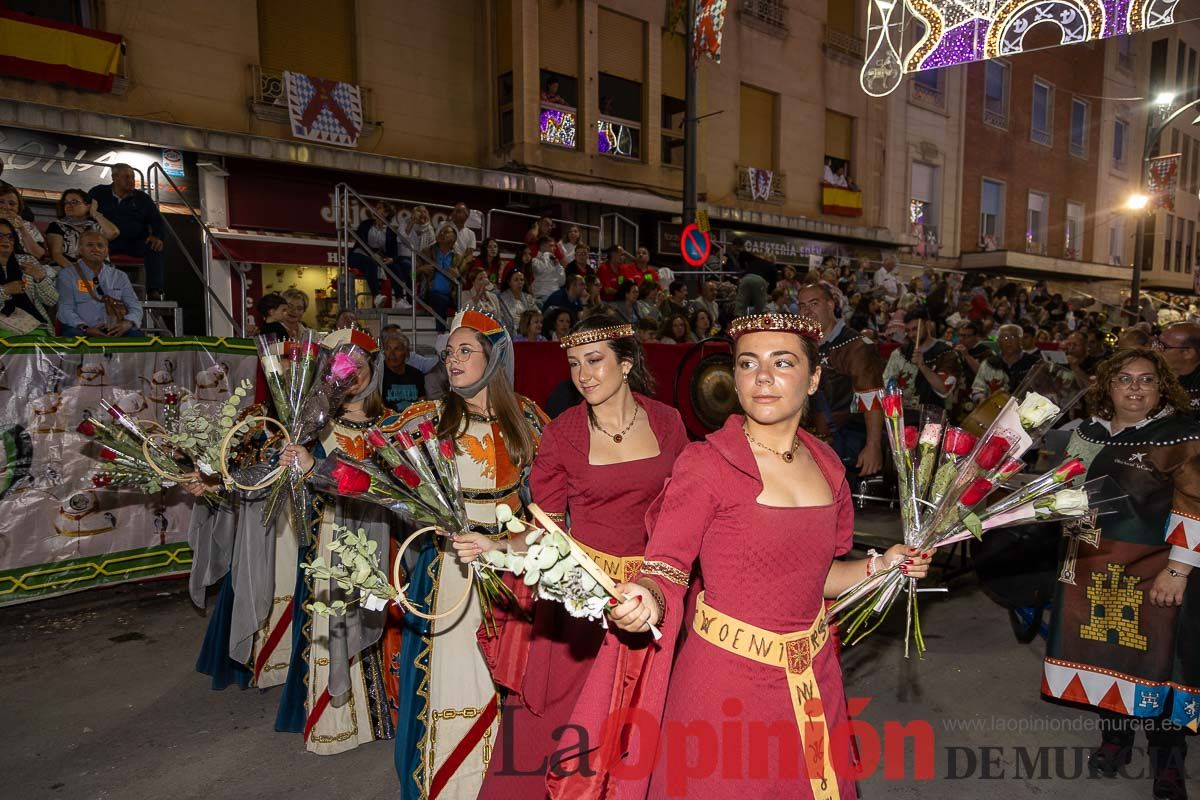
[744,424,799,463]
[592,403,640,444]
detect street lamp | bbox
[1129,91,1200,316]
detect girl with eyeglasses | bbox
[45,188,119,270]
[1044,348,1199,799]
[392,309,549,800]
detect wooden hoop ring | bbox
[391,525,474,621]
[141,432,193,485]
[218,415,292,491]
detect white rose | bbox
[1017,392,1059,429]
[1049,488,1089,516]
[919,423,943,447]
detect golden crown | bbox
[727,313,822,342]
[559,324,635,349]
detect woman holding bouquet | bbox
[565,313,930,799]
[1044,349,1198,800]
[272,327,406,754]
[392,309,548,800]
[466,314,688,798]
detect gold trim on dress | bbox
[641,559,690,587]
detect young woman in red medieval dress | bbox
[455,314,688,797]
[562,313,932,799]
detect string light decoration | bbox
[861,0,1184,97]
[539,107,577,149]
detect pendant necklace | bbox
[744,424,799,463]
[593,404,639,444]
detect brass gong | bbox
[689,353,740,431]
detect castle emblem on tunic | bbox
[1080,563,1148,651]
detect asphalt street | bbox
[1,508,1194,799]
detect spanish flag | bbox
[0,9,123,93]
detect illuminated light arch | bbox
[861,0,1187,96]
[984,0,1107,60]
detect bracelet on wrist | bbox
[1166,567,1188,579]
[866,548,882,577]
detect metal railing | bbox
[983,106,1008,129]
[147,163,246,336]
[741,0,788,34]
[334,183,462,332]
[484,208,600,257]
[735,165,786,204]
[823,26,864,59]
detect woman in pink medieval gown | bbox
[587,313,933,799]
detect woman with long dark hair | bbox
[1044,349,1198,799]
[393,309,548,799]
[465,313,687,798]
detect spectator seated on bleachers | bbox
[56,230,143,338]
[0,185,45,260]
[46,188,121,270]
[89,163,166,300]
[0,217,57,334]
[349,200,398,299]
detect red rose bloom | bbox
[942,427,977,457]
[418,420,437,442]
[332,462,372,495]
[959,477,993,507]
[882,393,904,419]
[99,447,118,461]
[1054,458,1087,483]
[365,429,389,450]
[904,426,918,450]
[997,457,1024,479]
[398,430,417,450]
[975,435,1013,471]
[392,464,421,489]
[77,420,96,437]
[438,437,455,460]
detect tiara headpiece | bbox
[560,324,635,349]
[726,313,822,343]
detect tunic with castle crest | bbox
[1043,412,1200,731]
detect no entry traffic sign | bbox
[680,223,710,267]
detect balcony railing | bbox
[736,165,786,204]
[539,102,578,150]
[598,115,641,160]
[1031,125,1052,146]
[983,105,1008,129]
[250,65,377,131]
[910,79,944,109]
[823,26,864,59]
[741,0,788,37]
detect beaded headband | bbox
[560,324,635,349]
[726,313,822,343]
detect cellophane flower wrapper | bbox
[261,348,360,530]
[833,373,1088,656]
[82,401,181,493]
[912,407,945,506]
[255,335,291,423]
[880,381,920,542]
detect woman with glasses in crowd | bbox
[558,313,930,798]
[461,313,687,799]
[392,309,548,800]
[45,188,119,270]
[0,217,57,334]
[1044,349,1198,800]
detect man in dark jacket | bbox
[89,163,166,298]
[349,200,399,299]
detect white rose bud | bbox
[1017,392,1060,430]
[1050,488,1089,516]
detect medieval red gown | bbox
[550,415,858,799]
[479,394,687,798]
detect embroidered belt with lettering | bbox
[691,591,839,800]
[574,540,644,583]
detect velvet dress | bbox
[479,394,687,798]
[551,415,857,800]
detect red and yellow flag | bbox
[0,9,123,92]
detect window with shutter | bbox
[740,84,776,170]
[661,29,686,167]
[258,0,356,82]
[539,0,578,78]
[597,7,644,82]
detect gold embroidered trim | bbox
[560,324,634,349]
[641,559,689,587]
[545,511,567,523]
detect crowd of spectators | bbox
[0,163,162,337]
